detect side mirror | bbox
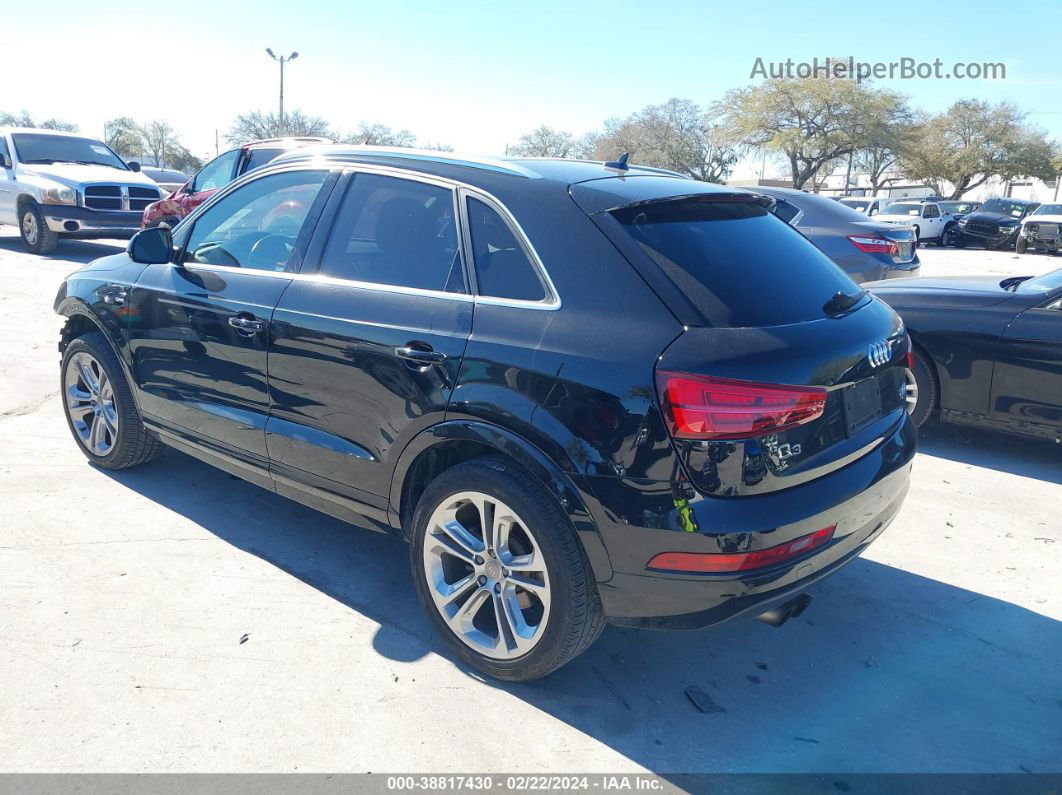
[127,226,174,264]
[127,161,141,172]
[0,153,10,169]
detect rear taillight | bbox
[905,350,913,369]
[847,235,898,255]
[656,372,828,440]
[647,525,836,573]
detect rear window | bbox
[611,198,863,328]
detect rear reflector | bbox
[647,525,836,573]
[656,372,827,440]
[847,235,898,255]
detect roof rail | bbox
[275,145,542,178]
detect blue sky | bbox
[5,0,1060,176]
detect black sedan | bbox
[755,186,920,283]
[869,268,1062,442]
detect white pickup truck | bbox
[873,200,957,246]
[0,127,161,254]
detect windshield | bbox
[1031,204,1062,216]
[938,201,977,214]
[980,199,1028,218]
[840,199,870,212]
[611,198,863,327]
[1015,268,1062,295]
[886,203,922,216]
[12,134,128,169]
[143,168,188,183]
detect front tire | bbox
[910,348,938,429]
[20,202,58,255]
[410,457,605,681]
[941,224,958,247]
[61,332,163,469]
[1015,237,1028,255]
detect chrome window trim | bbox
[172,159,561,310]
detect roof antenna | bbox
[604,152,630,172]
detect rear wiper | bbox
[823,290,865,316]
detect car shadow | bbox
[0,234,126,264]
[100,448,1062,774]
[917,422,1062,485]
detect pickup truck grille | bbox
[964,220,1003,237]
[83,184,161,212]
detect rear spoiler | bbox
[599,191,776,215]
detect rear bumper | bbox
[586,411,916,629]
[44,206,142,238]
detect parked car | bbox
[868,268,1062,442]
[838,196,891,216]
[140,167,190,196]
[0,127,162,254]
[756,186,920,283]
[874,200,957,246]
[1016,203,1062,255]
[140,136,331,229]
[55,148,915,681]
[953,197,1040,250]
[936,200,980,222]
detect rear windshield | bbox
[611,198,863,328]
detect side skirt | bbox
[940,408,1062,444]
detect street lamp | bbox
[265,48,299,135]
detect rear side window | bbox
[319,173,464,293]
[611,199,862,328]
[769,198,803,225]
[242,147,284,174]
[467,197,546,302]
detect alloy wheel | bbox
[22,211,39,246]
[64,352,119,456]
[422,491,551,659]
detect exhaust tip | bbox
[757,593,813,628]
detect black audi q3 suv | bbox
[55,147,916,680]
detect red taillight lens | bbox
[847,235,898,255]
[656,372,827,440]
[905,350,913,369]
[647,525,836,573]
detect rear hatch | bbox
[575,180,910,497]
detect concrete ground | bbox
[0,231,1059,774]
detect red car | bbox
[140,136,331,229]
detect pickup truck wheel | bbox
[410,457,605,681]
[1015,238,1028,255]
[941,224,957,247]
[61,332,164,469]
[20,203,58,255]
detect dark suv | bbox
[54,148,916,681]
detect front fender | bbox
[389,420,614,582]
[55,294,141,412]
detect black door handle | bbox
[394,345,447,364]
[228,315,266,335]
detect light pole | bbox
[265,48,299,134]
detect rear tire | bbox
[61,332,163,469]
[19,202,58,255]
[410,457,605,681]
[910,347,938,429]
[1015,238,1028,255]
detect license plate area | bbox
[842,371,901,436]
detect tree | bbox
[227,109,332,144]
[104,117,143,159]
[0,110,77,131]
[898,100,1058,198]
[589,99,738,182]
[138,120,174,167]
[338,122,416,147]
[163,141,202,172]
[508,125,577,157]
[715,77,893,189]
[851,90,915,194]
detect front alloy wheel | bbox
[64,352,119,456]
[422,491,551,659]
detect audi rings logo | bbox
[867,340,891,368]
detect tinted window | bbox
[193,149,239,192]
[611,199,862,328]
[887,203,923,216]
[923,205,939,218]
[769,198,802,225]
[12,134,127,169]
[183,169,327,271]
[0,137,10,163]
[467,197,546,301]
[319,174,463,292]
[243,147,285,174]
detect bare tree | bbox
[0,110,77,131]
[508,125,577,157]
[104,117,143,159]
[227,109,332,144]
[137,120,174,168]
[338,122,416,147]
